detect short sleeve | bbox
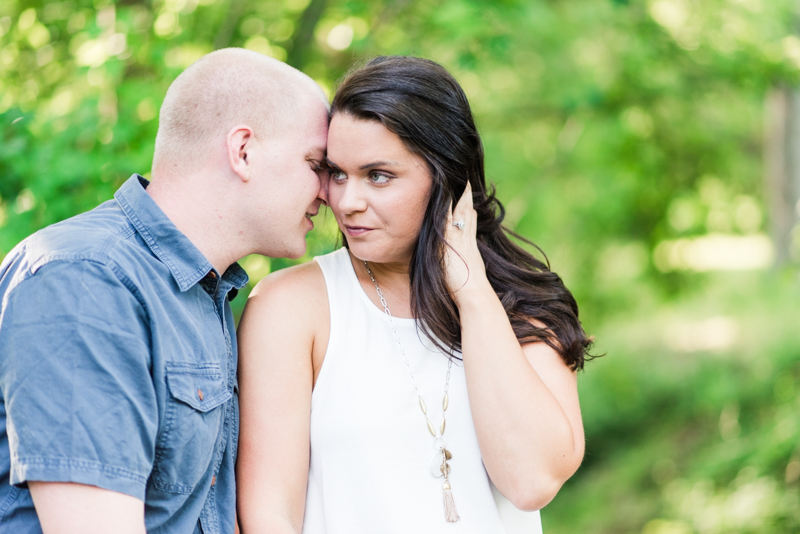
[0,260,157,500]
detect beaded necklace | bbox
[364,261,460,522]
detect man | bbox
[0,48,329,533]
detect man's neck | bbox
[146,171,245,275]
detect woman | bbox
[236,56,592,533]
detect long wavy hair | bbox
[331,56,593,370]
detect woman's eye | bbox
[331,171,347,182]
[369,172,390,185]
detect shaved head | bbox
[153,48,327,173]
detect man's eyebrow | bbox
[305,146,327,160]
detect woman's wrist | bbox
[452,276,495,310]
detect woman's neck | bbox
[348,249,415,319]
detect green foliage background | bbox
[2,0,799,531]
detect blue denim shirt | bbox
[0,175,248,533]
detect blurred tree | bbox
[763,87,800,266]
[763,1,800,266]
[286,0,327,68]
[2,0,797,306]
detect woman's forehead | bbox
[327,115,418,168]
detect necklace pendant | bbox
[430,446,453,477]
[438,449,453,478]
[364,260,459,523]
[442,480,460,522]
[430,447,446,477]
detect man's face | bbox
[249,94,329,259]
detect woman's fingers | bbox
[447,199,454,226]
[450,182,475,235]
[453,181,473,218]
[442,181,487,299]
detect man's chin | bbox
[276,242,308,260]
[255,231,310,260]
[283,251,305,260]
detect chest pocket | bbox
[152,363,232,494]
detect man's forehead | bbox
[291,92,328,158]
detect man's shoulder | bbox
[1,199,142,289]
[30,199,133,262]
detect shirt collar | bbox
[115,174,248,292]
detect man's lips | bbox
[304,211,318,229]
[344,225,373,236]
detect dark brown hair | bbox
[331,56,593,370]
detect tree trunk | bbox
[286,0,328,69]
[214,0,247,50]
[764,87,800,265]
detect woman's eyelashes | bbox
[328,168,393,185]
[368,171,391,185]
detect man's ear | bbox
[227,125,255,182]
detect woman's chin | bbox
[346,245,413,266]
[345,244,374,262]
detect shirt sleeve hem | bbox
[10,457,148,501]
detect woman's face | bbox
[326,114,433,265]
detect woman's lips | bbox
[344,225,373,237]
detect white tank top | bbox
[303,248,543,534]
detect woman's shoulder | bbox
[238,259,333,373]
[239,248,353,336]
[240,260,329,335]
[248,260,325,306]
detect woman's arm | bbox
[445,183,584,511]
[459,289,583,511]
[236,263,329,534]
[30,482,146,534]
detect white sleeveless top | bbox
[303,248,543,534]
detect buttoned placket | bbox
[109,177,248,532]
[198,270,238,534]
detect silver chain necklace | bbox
[363,260,460,522]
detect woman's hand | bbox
[447,186,584,508]
[444,181,490,304]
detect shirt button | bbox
[211,475,216,486]
[197,389,204,401]
[207,271,217,279]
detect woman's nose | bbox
[336,180,367,214]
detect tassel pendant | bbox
[442,481,460,522]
